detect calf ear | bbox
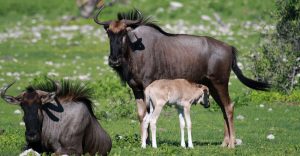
[38,91,56,104]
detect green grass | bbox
[107,103,300,155]
[0,0,299,155]
[1,101,300,155]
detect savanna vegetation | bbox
[0,0,299,155]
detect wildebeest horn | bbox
[0,81,21,105]
[122,8,143,26]
[94,5,111,27]
[0,81,15,98]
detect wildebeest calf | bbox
[142,79,209,148]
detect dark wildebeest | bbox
[94,6,270,148]
[0,80,112,155]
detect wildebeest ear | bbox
[38,91,56,104]
[126,27,138,43]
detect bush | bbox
[92,75,137,120]
[248,90,300,105]
[252,0,300,93]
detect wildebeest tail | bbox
[231,46,271,91]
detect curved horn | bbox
[0,81,21,105]
[0,81,15,98]
[94,5,111,26]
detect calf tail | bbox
[231,46,271,91]
[144,89,151,113]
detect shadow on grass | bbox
[158,140,222,147]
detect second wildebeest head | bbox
[94,5,144,67]
[0,81,55,143]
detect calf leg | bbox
[183,105,193,148]
[177,109,186,148]
[141,112,150,148]
[150,103,163,148]
[133,91,149,144]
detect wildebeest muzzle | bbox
[25,130,40,142]
[108,57,122,67]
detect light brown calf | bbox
[142,79,209,148]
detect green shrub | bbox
[93,75,136,120]
[248,90,300,104]
[252,0,300,93]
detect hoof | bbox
[188,145,194,149]
[221,141,228,147]
[181,142,186,148]
[220,141,235,148]
[228,142,235,148]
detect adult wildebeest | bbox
[0,80,112,155]
[142,79,210,148]
[94,6,270,148]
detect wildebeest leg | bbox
[177,109,186,148]
[133,90,150,144]
[55,149,81,156]
[209,82,235,148]
[55,139,84,155]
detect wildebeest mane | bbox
[117,9,177,36]
[31,78,96,118]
